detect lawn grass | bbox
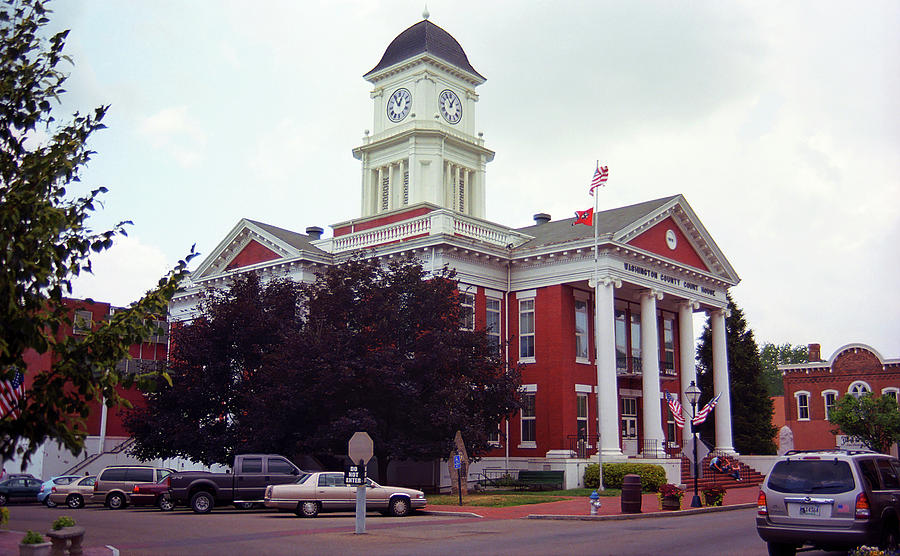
[428,488,621,508]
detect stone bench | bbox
[46,526,85,556]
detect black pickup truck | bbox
[167,454,303,513]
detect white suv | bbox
[756,449,900,555]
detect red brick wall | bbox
[782,345,900,450]
[225,240,280,270]
[627,217,710,272]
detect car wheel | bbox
[881,519,900,551]
[389,496,410,517]
[296,501,319,518]
[66,494,84,509]
[158,496,175,511]
[190,491,214,514]
[0,493,7,506]
[766,542,796,556]
[45,497,58,508]
[107,493,126,510]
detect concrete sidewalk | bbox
[424,484,760,520]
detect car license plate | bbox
[799,504,819,516]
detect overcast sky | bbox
[53,1,899,359]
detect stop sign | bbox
[348,431,374,464]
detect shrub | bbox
[21,530,45,544]
[584,463,667,491]
[52,515,76,530]
[0,507,8,527]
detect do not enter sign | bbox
[348,431,374,464]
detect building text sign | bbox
[622,262,717,298]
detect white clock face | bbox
[665,229,678,250]
[387,88,411,122]
[439,89,462,124]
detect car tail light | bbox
[39,485,45,493]
[856,492,871,519]
[133,485,140,494]
[166,476,171,488]
[51,486,57,494]
[93,481,98,492]
[757,491,767,516]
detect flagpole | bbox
[592,161,604,491]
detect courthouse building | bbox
[170,16,741,481]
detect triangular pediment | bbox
[616,195,739,284]
[627,217,710,272]
[192,219,324,280]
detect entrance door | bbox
[621,397,638,455]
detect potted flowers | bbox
[702,484,727,506]
[657,483,684,511]
[19,530,51,556]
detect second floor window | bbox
[519,299,535,359]
[73,310,92,335]
[459,292,475,331]
[823,391,836,420]
[797,393,810,420]
[486,298,501,350]
[574,299,589,360]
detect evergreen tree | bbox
[759,342,808,396]
[696,293,777,454]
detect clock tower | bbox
[352,14,494,219]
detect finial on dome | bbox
[423,4,430,20]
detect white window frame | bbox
[459,289,475,331]
[621,397,638,439]
[73,310,93,335]
[518,290,536,363]
[849,381,871,399]
[822,389,838,421]
[882,388,899,403]
[487,422,501,446]
[485,294,502,351]
[795,390,811,421]
[574,291,590,363]
[519,384,537,448]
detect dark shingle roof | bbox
[246,219,326,254]
[513,196,679,250]
[364,20,484,80]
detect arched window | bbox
[849,381,871,398]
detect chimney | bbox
[533,213,551,226]
[305,226,323,240]
[808,343,821,362]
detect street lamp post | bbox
[685,380,703,508]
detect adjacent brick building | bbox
[780,343,900,450]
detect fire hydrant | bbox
[589,490,602,515]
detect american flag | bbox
[0,369,25,419]
[664,390,685,429]
[692,393,721,426]
[589,165,609,196]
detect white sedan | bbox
[264,471,426,517]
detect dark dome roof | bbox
[365,20,484,81]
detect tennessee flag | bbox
[572,209,593,226]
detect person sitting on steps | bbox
[709,455,741,481]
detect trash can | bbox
[621,474,642,513]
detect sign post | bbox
[454,453,462,505]
[348,432,374,534]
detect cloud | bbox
[137,106,207,167]
[70,236,172,308]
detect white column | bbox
[377,166,385,213]
[711,308,736,453]
[640,290,665,457]
[595,278,622,458]
[678,301,699,449]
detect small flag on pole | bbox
[664,390,685,429]
[572,209,593,226]
[692,393,721,426]
[0,369,25,419]
[589,165,609,196]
